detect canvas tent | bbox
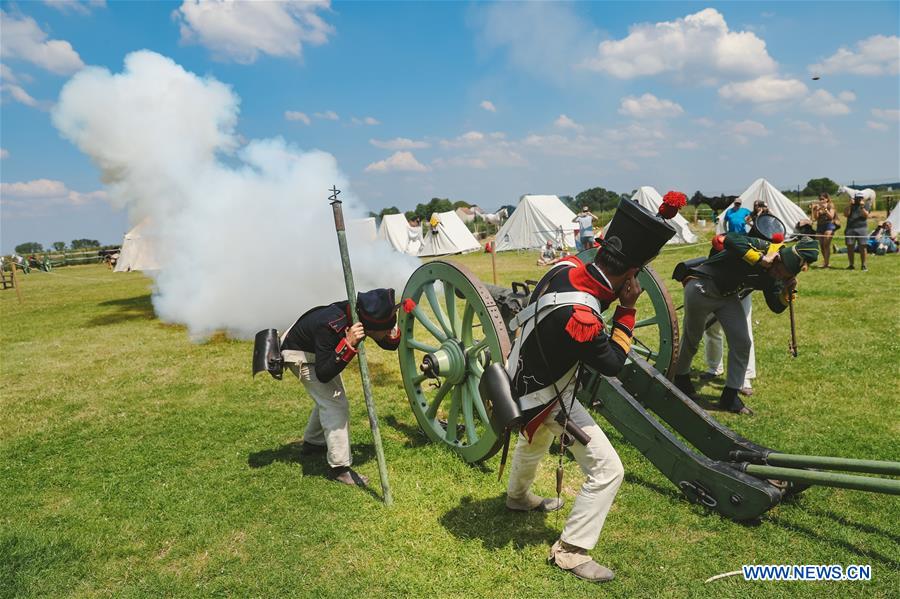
[887,201,900,231]
[348,217,377,242]
[114,219,160,272]
[630,186,697,244]
[418,211,481,257]
[493,195,577,251]
[716,178,808,236]
[377,213,423,256]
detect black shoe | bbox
[698,371,720,381]
[845,265,854,270]
[673,374,698,399]
[329,466,369,487]
[720,387,753,415]
[861,265,868,272]
[301,442,326,455]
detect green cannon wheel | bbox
[398,261,511,463]
[576,248,680,377]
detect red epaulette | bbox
[565,305,603,342]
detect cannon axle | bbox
[740,464,900,495]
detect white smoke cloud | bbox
[52,51,418,339]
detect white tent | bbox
[418,211,481,256]
[887,202,900,231]
[114,219,160,272]
[348,217,377,242]
[630,186,697,244]
[377,213,423,256]
[493,195,577,251]
[716,178,808,235]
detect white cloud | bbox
[43,0,106,15]
[351,116,380,126]
[786,119,837,146]
[718,75,807,104]
[480,100,496,112]
[675,140,698,149]
[872,108,900,122]
[0,10,84,74]
[174,0,334,64]
[801,89,852,116]
[370,137,430,150]
[0,179,107,209]
[728,119,769,144]
[5,83,39,107]
[618,93,684,119]
[618,159,639,171]
[433,156,488,169]
[0,148,8,159]
[364,151,429,173]
[837,91,856,102]
[314,110,339,121]
[584,8,776,81]
[284,110,310,124]
[554,114,583,131]
[694,117,715,128]
[810,35,900,76]
[440,131,486,148]
[867,120,888,131]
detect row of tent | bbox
[114,178,851,270]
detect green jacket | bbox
[688,233,791,313]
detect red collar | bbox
[568,259,616,301]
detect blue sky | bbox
[1,0,898,252]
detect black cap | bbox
[600,198,677,267]
[357,288,397,331]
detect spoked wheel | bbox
[577,249,680,377]
[398,261,511,463]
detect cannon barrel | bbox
[740,464,900,495]
[731,450,900,476]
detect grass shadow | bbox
[439,494,558,550]
[807,507,900,545]
[769,515,900,568]
[383,415,429,449]
[247,441,382,500]
[87,294,155,326]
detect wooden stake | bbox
[11,267,23,304]
[490,241,497,285]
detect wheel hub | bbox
[420,339,467,384]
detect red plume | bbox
[771,232,784,243]
[402,298,417,314]
[659,191,687,219]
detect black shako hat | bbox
[356,288,397,331]
[600,198,678,267]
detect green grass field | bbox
[2,236,898,598]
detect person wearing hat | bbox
[672,234,819,414]
[843,192,871,271]
[572,206,599,251]
[280,288,401,487]
[505,194,684,583]
[723,198,751,233]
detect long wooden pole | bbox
[11,266,23,304]
[490,241,497,285]
[328,187,393,505]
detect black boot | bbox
[720,387,753,415]
[673,374,697,399]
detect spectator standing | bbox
[573,206,598,250]
[811,193,838,268]
[723,199,751,233]
[844,192,871,271]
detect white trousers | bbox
[507,395,624,551]
[704,294,756,386]
[289,355,352,468]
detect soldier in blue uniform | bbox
[280,289,400,486]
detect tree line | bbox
[13,239,102,255]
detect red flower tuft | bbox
[402,298,417,314]
[711,234,726,252]
[771,232,785,243]
[658,191,687,219]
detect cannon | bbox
[396,251,900,521]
